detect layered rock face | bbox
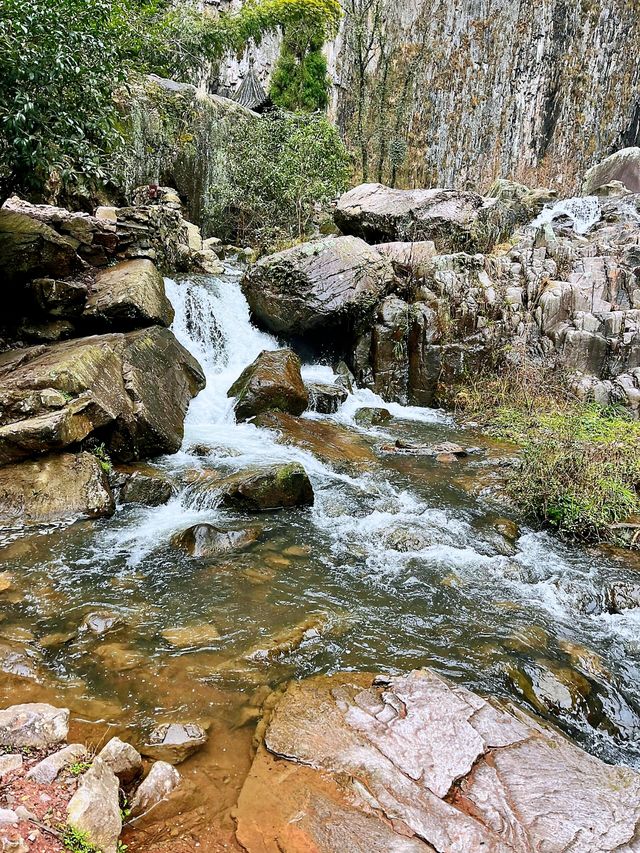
[331,0,640,191]
[0,192,207,525]
[236,669,640,852]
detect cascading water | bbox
[530,195,602,235]
[3,266,640,773]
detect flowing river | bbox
[1,264,640,847]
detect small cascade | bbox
[530,196,602,235]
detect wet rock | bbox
[353,407,392,427]
[254,411,376,472]
[506,658,592,717]
[604,582,640,614]
[236,669,640,853]
[244,614,333,663]
[98,737,143,785]
[227,349,308,421]
[129,761,180,818]
[83,259,174,330]
[28,277,88,318]
[116,465,174,507]
[0,573,13,593]
[306,382,348,414]
[0,703,69,748]
[170,523,260,557]
[17,318,75,342]
[583,147,640,195]
[94,643,145,671]
[0,644,42,681]
[435,451,457,463]
[494,517,520,541]
[334,361,355,393]
[26,743,88,784]
[161,624,221,648]
[141,723,207,764]
[383,528,433,552]
[0,755,22,777]
[242,236,394,337]
[66,757,122,853]
[0,452,114,527]
[335,183,506,252]
[80,611,124,637]
[207,463,314,512]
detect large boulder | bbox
[0,703,69,748]
[66,758,122,853]
[227,349,308,421]
[83,259,174,329]
[334,183,506,252]
[0,452,114,526]
[583,147,640,195]
[202,463,314,512]
[170,523,261,557]
[242,236,394,337]
[235,669,640,853]
[0,327,204,465]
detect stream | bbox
[1,263,640,847]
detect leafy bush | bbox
[205,110,350,247]
[454,367,640,544]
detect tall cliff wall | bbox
[218,0,640,193]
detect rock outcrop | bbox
[242,236,394,338]
[235,669,640,852]
[335,183,509,252]
[583,147,640,195]
[227,349,308,421]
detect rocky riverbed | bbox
[1,159,640,851]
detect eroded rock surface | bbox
[242,236,394,337]
[235,669,640,852]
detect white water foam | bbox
[530,196,602,235]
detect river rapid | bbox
[1,263,639,848]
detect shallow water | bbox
[1,267,640,846]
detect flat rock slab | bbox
[235,669,640,852]
[0,703,69,748]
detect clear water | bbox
[1,267,640,800]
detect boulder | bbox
[26,743,88,784]
[116,465,174,506]
[170,523,261,557]
[66,757,122,853]
[583,147,640,195]
[0,453,114,527]
[374,240,437,278]
[83,259,174,329]
[242,236,394,337]
[206,463,314,512]
[253,411,376,472]
[306,383,348,414]
[129,761,180,818]
[141,723,207,764]
[98,737,143,785]
[236,669,640,853]
[353,407,392,427]
[227,349,308,421]
[0,327,204,465]
[0,703,69,748]
[604,582,640,614]
[334,183,505,252]
[28,277,88,318]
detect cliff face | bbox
[220,0,639,193]
[332,0,640,192]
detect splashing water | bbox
[530,196,602,235]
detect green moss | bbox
[61,826,100,853]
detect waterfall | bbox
[530,196,602,235]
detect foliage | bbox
[205,110,350,247]
[62,825,100,853]
[0,0,342,200]
[67,760,93,776]
[454,366,640,544]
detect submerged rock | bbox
[306,382,348,414]
[161,624,221,648]
[0,452,114,527]
[254,411,376,472]
[207,463,314,512]
[242,236,394,337]
[227,349,308,421]
[236,669,640,853]
[0,703,69,748]
[141,722,207,765]
[170,523,261,557]
[335,183,506,252]
[80,611,124,637]
[66,757,122,853]
[129,761,180,818]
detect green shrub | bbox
[205,109,350,247]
